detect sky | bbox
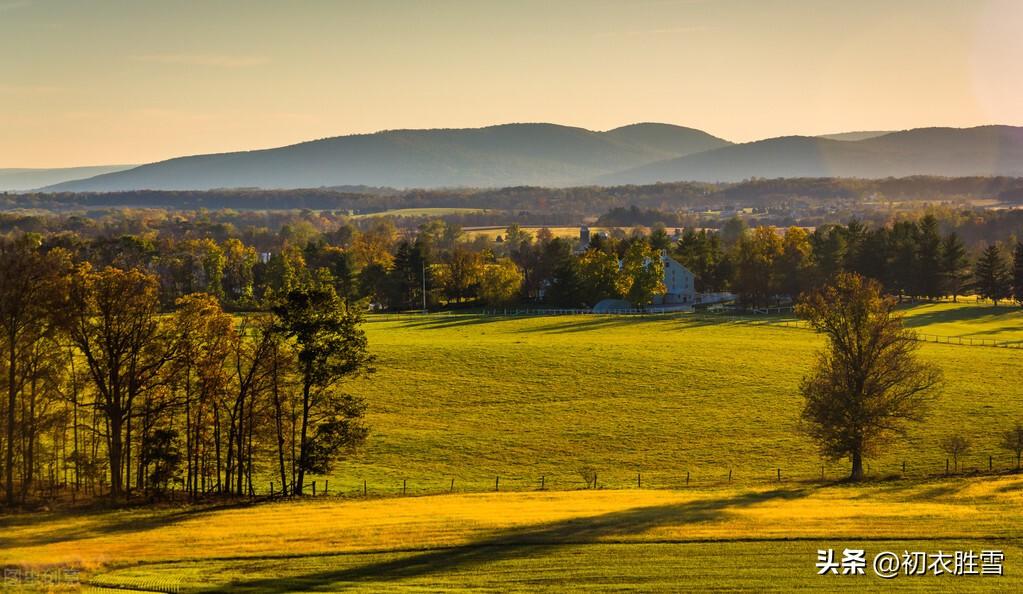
[2,0,1022,168]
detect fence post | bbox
[403,479,407,495]
[540,475,545,490]
[495,476,500,491]
[312,481,316,496]
[450,478,455,493]
[990,455,993,471]
[270,482,274,497]
[777,468,781,482]
[820,465,825,481]
[728,468,732,483]
[637,473,641,488]
[363,479,367,497]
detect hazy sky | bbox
[3,0,1022,167]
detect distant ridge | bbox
[34,124,1023,191]
[598,126,1023,184]
[43,123,731,192]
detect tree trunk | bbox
[295,377,311,496]
[271,349,288,495]
[5,334,16,507]
[850,449,864,481]
[108,414,123,498]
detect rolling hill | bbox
[42,123,731,192]
[599,125,1023,184]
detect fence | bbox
[261,457,1023,500]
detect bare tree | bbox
[940,435,971,473]
[797,273,943,481]
[1001,423,1023,470]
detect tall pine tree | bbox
[1012,242,1023,307]
[975,244,1011,306]
[916,216,943,300]
[940,232,970,302]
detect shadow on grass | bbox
[900,304,1021,331]
[0,500,260,550]
[201,488,808,593]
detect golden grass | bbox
[5,475,1023,571]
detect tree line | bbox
[1,237,373,506]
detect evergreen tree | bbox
[974,244,1012,306]
[1012,242,1023,307]
[940,232,970,302]
[916,215,943,300]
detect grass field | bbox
[3,300,1022,591]
[4,476,1023,591]
[326,301,1023,495]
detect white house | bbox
[653,250,696,305]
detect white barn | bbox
[653,250,696,305]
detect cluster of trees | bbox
[673,215,1023,308]
[1,237,373,506]
[5,207,1023,315]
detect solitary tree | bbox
[797,273,943,481]
[1001,423,1023,470]
[940,435,971,473]
[273,287,373,495]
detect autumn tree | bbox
[478,260,522,306]
[67,266,175,498]
[0,238,67,506]
[272,287,373,495]
[170,293,235,497]
[797,273,943,481]
[735,226,782,308]
[621,240,665,307]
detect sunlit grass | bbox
[324,303,1023,494]
[5,475,1023,590]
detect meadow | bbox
[327,301,1023,495]
[3,300,1023,591]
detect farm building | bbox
[653,250,696,305]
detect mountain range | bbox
[17,123,1023,192]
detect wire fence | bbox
[19,453,1023,508]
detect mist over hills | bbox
[0,165,135,191]
[31,124,1023,192]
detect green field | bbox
[327,301,1023,494]
[3,301,1023,591]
